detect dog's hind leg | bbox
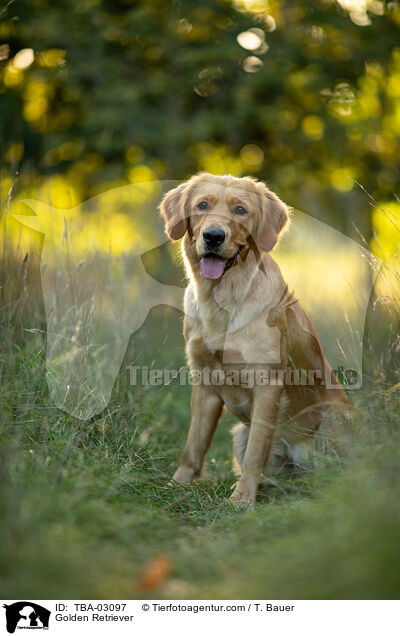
[232,421,290,479]
[231,422,249,477]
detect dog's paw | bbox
[169,465,196,486]
[229,477,258,509]
[229,496,254,510]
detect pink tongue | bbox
[200,255,226,280]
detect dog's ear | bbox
[159,182,189,240]
[255,183,289,252]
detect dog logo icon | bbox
[2,602,50,633]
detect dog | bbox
[159,173,351,506]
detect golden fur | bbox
[160,173,350,506]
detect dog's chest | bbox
[219,383,252,422]
[197,299,231,352]
[190,339,254,422]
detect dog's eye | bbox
[197,201,209,210]
[234,205,247,215]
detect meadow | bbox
[1,180,399,599]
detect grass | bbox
[1,198,400,600]
[1,300,400,600]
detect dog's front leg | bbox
[230,385,282,507]
[171,384,224,485]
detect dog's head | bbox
[159,173,289,280]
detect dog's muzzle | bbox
[199,249,241,280]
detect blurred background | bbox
[0,0,400,600]
[1,0,400,228]
[1,0,399,365]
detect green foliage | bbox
[1,1,400,232]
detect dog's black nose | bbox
[203,227,225,246]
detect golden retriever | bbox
[160,173,350,506]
